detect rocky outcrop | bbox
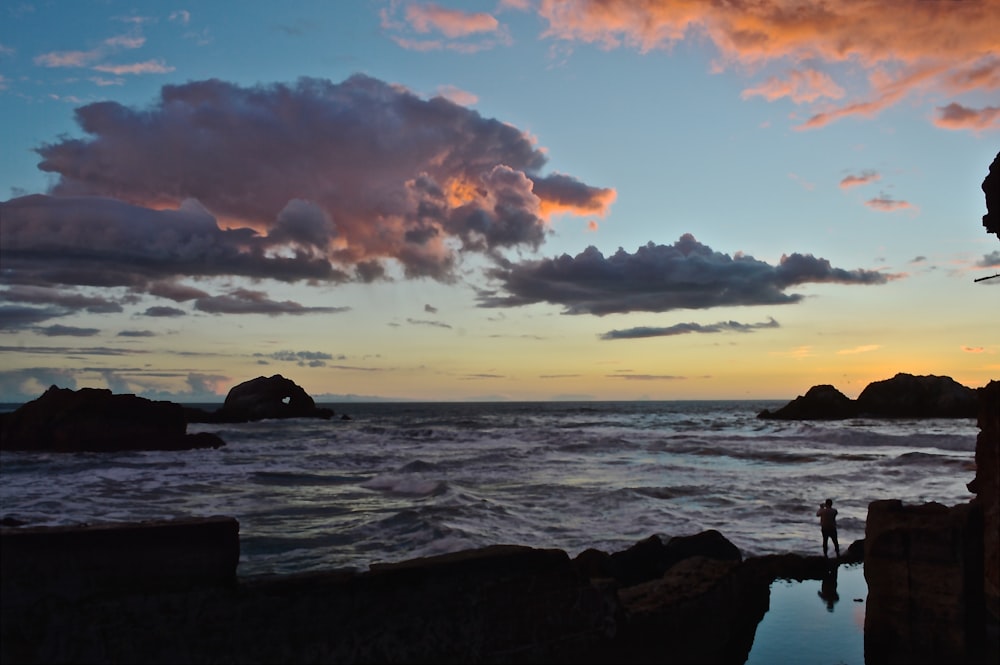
[972,381,1000,623]
[861,381,1000,664]
[757,384,857,420]
[0,517,856,664]
[0,386,225,452]
[185,374,334,423]
[857,373,979,418]
[983,151,999,240]
[759,373,978,420]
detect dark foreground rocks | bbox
[0,516,851,665]
[0,386,224,452]
[185,374,335,423]
[759,372,978,420]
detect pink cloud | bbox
[741,68,845,103]
[29,75,614,282]
[864,195,914,212]
[535,0,1000,130]
[933,103,1000,131]
[406,3,499,38]
[840,170,880,189]
[92,59,175,75]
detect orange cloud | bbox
[864,195,914,212]
[961,346,985,353]
[536,0,1000,130]
[837,344,881,355]
[933,103,1000,131]
[840,170,880,189]
[406,3,499,38]
[741,68,844,103]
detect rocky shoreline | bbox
[1,378,996,663]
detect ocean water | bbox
[0,400,979,579]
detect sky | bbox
[1,0,998,404]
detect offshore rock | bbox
[0,386,224,452]
[758,373,977,420]
[856,372,978,418]
[757,384,857,420]
[185,374,334,423]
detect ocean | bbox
[0,399,979,578]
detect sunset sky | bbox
[1,0,998,403]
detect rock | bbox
[983,151,999,239]
[856,372,978,418]
[864,499,988,663]
[758,384,857,420]
[758,373,978,420]
[0,386,225,452]
[186,374,334,423]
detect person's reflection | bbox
[818,566,840,612]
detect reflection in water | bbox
[818,565,840,612]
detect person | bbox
[818,566,840,612]
[817,498,840,558]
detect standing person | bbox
[817,498,840,559]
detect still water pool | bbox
[746,563,866,665]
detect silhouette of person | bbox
[816,498,840,558]
[818,566,840,612]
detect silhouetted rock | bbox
[757,384,857,420]
[758,373,978,420]
[185,374,334,423]
[856,372,978,418]
[0,386,225,452]
[983,151,999,240]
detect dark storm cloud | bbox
[976,250,1000,268]
[193,289,350,316]
[27,74,613,282]
[479,234,898,315]
[0,305,66,330]
[142,306,186,317]
[36,324,101,337]
[0,195,340,291]
[118,329,156,337]
[0,285,122,312]
[601,317,779,340]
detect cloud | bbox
[601,317,779,340]
[385,2,512,52]
[836,344,881,355]
[534,0,999,131]
[976,251,1000,268]
[864,194,915,212]
[92,59,175,75]
[142,306,186,317]
[741,68,844,103]
[406,3,499,38]
[479,234,897,315]
[25,75,612,286]
[606,372,685,381]
[0,306,66,330]
[1,195,344,296]
[118,329,156,337]
[193,289,350,316]
[424,304,438,313]
[933,103,1000,131]
[840,170,880,189]
[961,346,984,354]
[255,350,340,367]
[36,324,100,337]
[406,317,452,329]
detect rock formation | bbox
[0,386,224,452]
[185,374,334,423]
[856,373,979,418]
[0,517,854,664]
[759,373,978,420]
[983,151,999,240]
